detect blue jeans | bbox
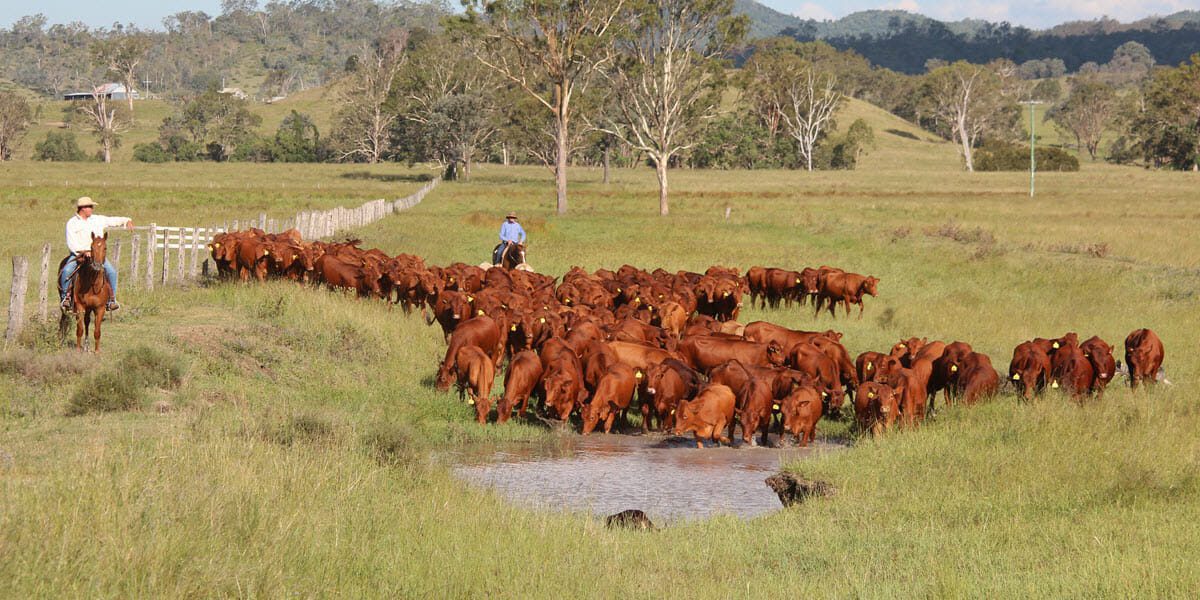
[60,257,118,301]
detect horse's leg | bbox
[78,309,88,351]
[93,308,105,353]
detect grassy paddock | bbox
[2,153,1199,595]
[0,161,436,312]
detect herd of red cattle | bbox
[207,228,1167,448]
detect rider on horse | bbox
[60,196,133,313]
[492,211,526,267]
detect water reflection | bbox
[452,433,844,522]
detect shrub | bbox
[975,140,1080,172]
[67,369,144,415]
[65,345,185,416]
[252,410,337,446]
[133,143,170,163]
[34,131,87,162]
[362,419,419,466]
[122,345,186,389]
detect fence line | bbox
[3,177,439,345]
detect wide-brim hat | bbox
[506,211,518,219]
[76,196,97,208]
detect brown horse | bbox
[499,242,526,270]
[58,233,112,352]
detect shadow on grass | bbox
[886,129,921,141]
[340,171,434,183]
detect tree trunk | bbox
[103,139,112,164]
[655,157,669,216]
[602,143,610,185]
[957,116,974,172]
[554,114,569,215]
[126,75,135,113]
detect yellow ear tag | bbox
[292,254,298,259]
[796,278,802,284]
[950,364,958,372]
[262,249,269,255]
[477,309,485,316]
[1051,381,1059,389]
[635,371,643,379]
[467,296,474,302]
[669,409,675,415]
[468,398,475,405]
[898,344,906,349]
[539,317,546,323]
[772,404,780,411]
[1052,342,1060,349]
[866,362,873,370]
[822,392,828,397]
[616,288,622,293]
[1012,373,1021,380]
[511,324,518,331]
[206,245,213,251]
[867,392,875,399]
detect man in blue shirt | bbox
[493,211,526,266]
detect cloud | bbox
[790,2,837,20]
[885,0,921,12]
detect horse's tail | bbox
[58,311,71,342]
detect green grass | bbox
[0,161,436,313]
[2,112,1199,596]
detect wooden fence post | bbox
[175,229,186,283]
[130,234,141,290]
[6,256,29,345]
[259,213,267,231]
[190,227,201,278]
[145,224,156,290]
[161,233,170,286]
[112,238,122,273]
[38,243,51,322]
[232,219,239,232]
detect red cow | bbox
[673,384,737,448]
[1080,336,1116,398]
[855,381,898,436]
[581,363,639,434]
[497,350,544,423]
[435,316,503,391]
[1124,328,1164,391]
[1009,341,1051,401]
[779,385,823,446]
[642,359,702,432]
[455,345,496,424]
[676,336,784,373]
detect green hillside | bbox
[13,87,341,163]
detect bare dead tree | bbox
[779,67,843,172]
[77,86,129,163]
[457,0,627,215]
[598,0,746,215]
[332,33,408,164]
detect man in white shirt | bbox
[60,196,134,312]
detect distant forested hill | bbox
[733,4,1200,73]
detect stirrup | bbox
[61,298,73,313]
[106,300,121,311]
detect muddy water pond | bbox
[450,433,845,523]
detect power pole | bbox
[1020,100,1045,198]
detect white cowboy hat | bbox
[75,196,97,208]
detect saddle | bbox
[57,254,105,301]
